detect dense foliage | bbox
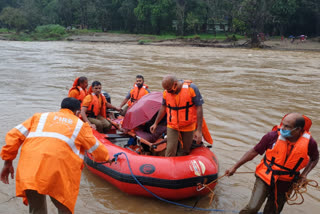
[0,0,319,37]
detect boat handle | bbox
[196,183,206,191]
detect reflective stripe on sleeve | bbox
[15,124,29,137]
[87,137,100,153]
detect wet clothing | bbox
[0,109,109,213]
[26,189,71,214]
[240,176,287,214]
[241,130,319,213]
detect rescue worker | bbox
[81,81,120,133]
[150,75,204,157]
[225,113,319,214]
[119,75,150,115]
[0,97,113,214]
[68,76,88,102]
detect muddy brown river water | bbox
[0,40,319,214]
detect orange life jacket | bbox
[0,109,109,213]
[255,130,310,186]
[68,78,87,102]
[127,84,149,107]
[165,80,197,129]
[86,93,107,118]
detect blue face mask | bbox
[280,129,292,138]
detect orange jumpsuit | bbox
[0,109,109,213]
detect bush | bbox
[0,28,9,33]
[34,24,66,39]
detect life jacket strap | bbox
[264,156,304,179]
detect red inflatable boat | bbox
[84,129,219,200]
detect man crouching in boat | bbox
[0,97,113,214]
[150,75,204,157]
[225,113,319,214]
[81,81,121,133]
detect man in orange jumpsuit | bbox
[0,97,113,214]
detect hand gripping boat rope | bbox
[100,152,251,213]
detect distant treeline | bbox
[0,0,319,37]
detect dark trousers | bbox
[25,189,71,214]
[240,177,287,214]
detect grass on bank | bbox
[136,33,245,44]
[1,25,245,42]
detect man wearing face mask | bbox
[150,75,204,157]
[119,75,150,116]
[225,113,319,214]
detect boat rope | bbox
[109,152,252,213]
[0,196,17,204]
[198,171,254,205]
[286,179,319,205]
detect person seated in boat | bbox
[80,81,121,133]
[119,75,150,116]
[135,113,167,144]
[150,75,204,157]
[68,76,88,103]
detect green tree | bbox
[134,0,174,34]
[117,0,138,32]
[236,0,274,46]
[271,0,298,35]
[0,7,27,32]
[175,0,187,35]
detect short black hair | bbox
[78,76,87,85]
[136,75,144,81]
[295,117,305,129]
[61,97,81,112]
[91,81,101,87]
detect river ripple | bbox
[0,41,319,214]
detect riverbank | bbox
[66,32,320,52]
[2,32,320,52]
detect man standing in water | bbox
[150,75,204,157]
[0,97,112,214]
[119,75,150,115]
[225,113,319,214]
